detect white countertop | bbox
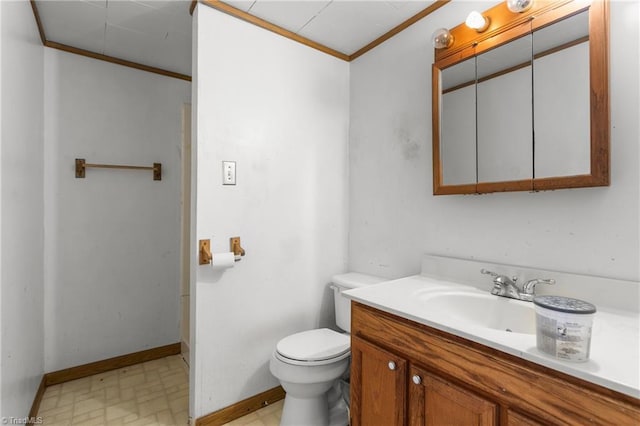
[344,274,640,399]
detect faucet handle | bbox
[480,268,497,277]
[523,278,555,295]
[481,269,517,283]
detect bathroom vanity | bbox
[345,256,640,425]
[350,302,639,425]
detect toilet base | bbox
[279,381,348,426]
[281,393,328,426]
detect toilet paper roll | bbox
[211,252,235,270]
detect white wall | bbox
[193,5,349,417]
[43,49,190,371]
[349,0,640,282]
[0,0,44,417]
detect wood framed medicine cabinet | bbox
[432,0,609,195]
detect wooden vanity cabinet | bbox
[351,336,406,425]
[505,410,545,426]
[351,335,497,426]
[350,302,640,426]
[409,364,497,426]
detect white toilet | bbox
[269,273,385,426]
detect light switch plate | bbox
[222,161,236,185]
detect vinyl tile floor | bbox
[37,355,189,425]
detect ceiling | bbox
[34,0,440,78]
[35,0,193,76]
[224,0,435,55]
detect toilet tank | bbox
[332,273,385,332]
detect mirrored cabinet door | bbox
[533,10,590,179]
[440,56,477,186]
[476,34,533,184]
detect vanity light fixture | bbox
[465,11,490,32]
[506,0,534,13]
[432,28,454,49]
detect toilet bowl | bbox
[270,328,350,425]
[269,273,385,426]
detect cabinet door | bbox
[506,409,546,426]
[409,365,497,426]
[351,336,406,426]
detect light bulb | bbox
[432,28,454,49]
[465,11,490,32]
[507,0,533,13]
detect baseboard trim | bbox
[28,376,46,424]
[44,342,181,386]
[195,386,285,426]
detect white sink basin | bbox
[416,290,536,335]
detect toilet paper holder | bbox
[199,239,213,265]
[230,237,246,261]
[199,237,246,265]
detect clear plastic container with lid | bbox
[533,295,596,362]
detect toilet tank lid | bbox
[332,272,386,289]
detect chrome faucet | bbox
[520,278,556,301]
[481,269,521,299]
[481,269,555,302]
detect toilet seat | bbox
[276,328,350,366]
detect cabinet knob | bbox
[412,375,422,385]
[388,361,396,371]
